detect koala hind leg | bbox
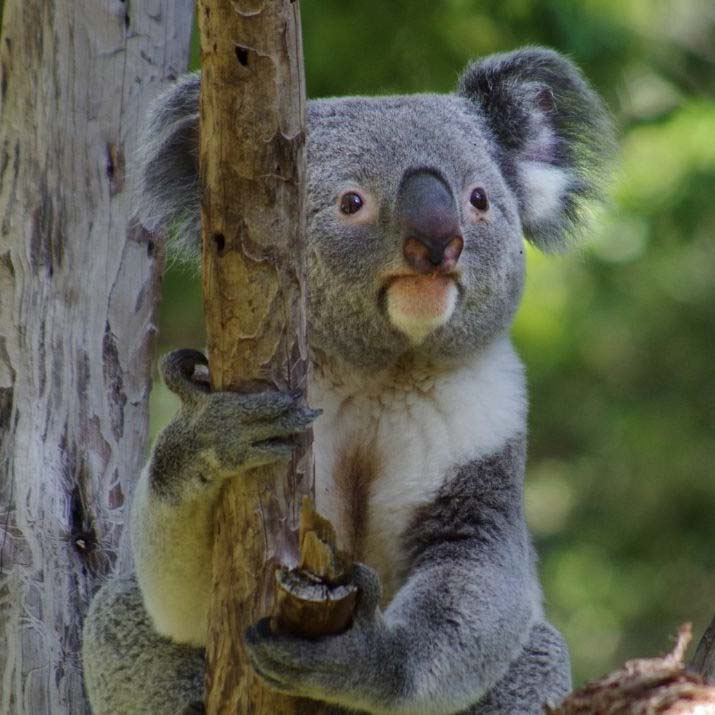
[471,620,571,714]
[83,575,204,715]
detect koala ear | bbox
[133,72,201,262]
[459,47,615,250]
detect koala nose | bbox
[397,170,463,274]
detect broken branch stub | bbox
[272,498,357,639]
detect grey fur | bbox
[133,73,201,260]
[84,47,613,713]
[83,576,205,715]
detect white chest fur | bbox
[310,337,527,600]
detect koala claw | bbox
[161,349,210,403]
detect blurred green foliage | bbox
[152,0,715,685]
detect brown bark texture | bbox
[550,624,715,714]
[197,1,326,713]
[0,1,192,713]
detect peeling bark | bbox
[0,2,192,712]
[551,625,715,714]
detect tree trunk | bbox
[197,1,316,712]
[0,2,192,713]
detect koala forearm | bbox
[128,351,319,648]
[377,439,539,713]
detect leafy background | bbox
[152,0,715,685]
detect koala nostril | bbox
[403,237,429,269]
[403,234,463,273]
[444,235,464,266]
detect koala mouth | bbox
[382,273,459,344]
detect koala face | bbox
[306,94,526,369]
[305,49,613,369]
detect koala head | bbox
[137,48,614,371]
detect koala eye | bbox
[339,191,364,215]
[469,187,489,211]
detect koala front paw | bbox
[244,565,399,709]
[150,349,321,496]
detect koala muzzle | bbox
[398,170,463,274]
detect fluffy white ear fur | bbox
[518,160,571,227]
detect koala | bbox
[83,47,614,714]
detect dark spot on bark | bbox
[0,250,14,279]
[70,485,97,557]
[12,141,19,178]
[213,232,226,254]
[37,320,47,398]
[1,66,7,102]
[103,323,126,441]
[49,335,65,422]
[147,239,155,257]
[60,425,100,568]
[108,481,124,509]
[30,193,53,258]
[29,175,65,277]
[77,350,90,405]
[134,282,147,312]
[235,45,249,66]
[2,143,20,236]
[269,130,304,183]
[0,387,13,435]
[0,141,10,190]
[105,142,125,196]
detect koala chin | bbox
[386,274,459,344]
[83,46,614,715]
